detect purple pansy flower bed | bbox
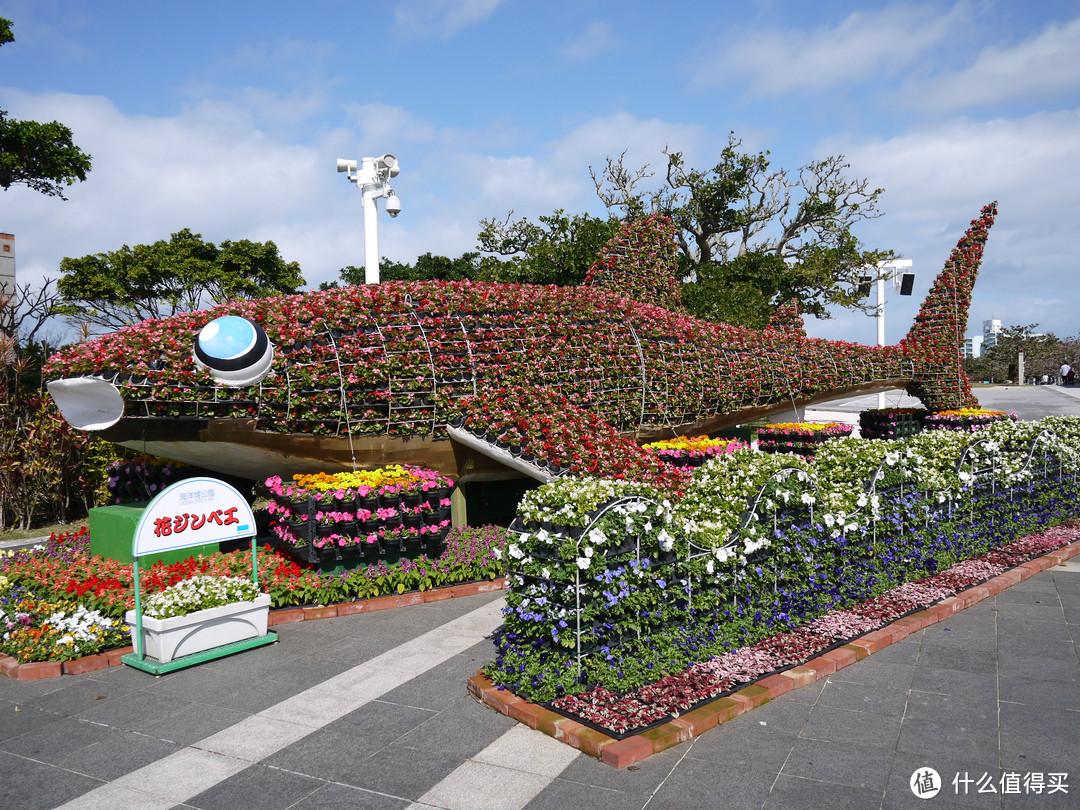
[544,525,1075,738]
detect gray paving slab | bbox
[810,384,1080,421]
[0,561,1078,809]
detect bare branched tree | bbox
[1,276,71,346]
[590,133,886,271]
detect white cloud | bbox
[551,112,707,170]
[340,102,441,153]
[0,89,341,294]
[393,0,503,40]
[562,21,617,62]
[690,3,966,96]
[832,111,1080,233]
[1,88,716,313]
[901,17,1080,112]
[808,110,1080,343]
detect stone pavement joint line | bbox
[54,597,508,810]
[471,538,1080,769]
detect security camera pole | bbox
[871,259,914,409]
[336,154,401,284]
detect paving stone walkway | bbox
[2,552,1078,809]
[4,384,1079,808]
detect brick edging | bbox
[468,540,1080,769]
[0,577,507,681]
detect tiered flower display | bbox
[756,422,853,458]
[641,436,748,469]
[106,456,194,504]
[858,408,927,440]
[265,464,453,562]
[924,407,1018,432]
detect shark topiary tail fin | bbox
[901,202,998,411]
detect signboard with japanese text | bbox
[132,477,256,557]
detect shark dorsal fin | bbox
[584,214,682,310]
[768,300,806,335]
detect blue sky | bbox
[2,0,1078,345]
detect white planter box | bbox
[125,593,271,663]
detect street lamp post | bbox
[861,259,915,409]
[336,154,401,284]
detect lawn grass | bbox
[0,521,88,544]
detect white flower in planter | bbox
[143,575,261,619]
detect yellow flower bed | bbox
[292,464,420,492]
[932,408,1009,417]
[642,435,742,451]
[764,422,840,432]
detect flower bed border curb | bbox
[468,540,1080,769]
[0,576,506,680]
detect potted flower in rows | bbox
[642,435,748,469]
[756,422,853,458]
[924,407,1017,432]
[125,575,271,664]
[858,408,928,440]
[315,509,355,539]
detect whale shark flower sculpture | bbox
[45,204,997,489]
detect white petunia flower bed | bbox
[142,575,262,619]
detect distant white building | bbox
[982,318,1003,350]
[963,334,984,359]
[0,233,14,339]
[0,233,13,294]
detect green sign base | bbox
[121,631,278,676]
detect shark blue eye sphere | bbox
[193,316,274,387]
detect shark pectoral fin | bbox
[47,376,125,430]
[447,425,554,483]
[452,385,690,494]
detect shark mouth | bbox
[47,376,126,431]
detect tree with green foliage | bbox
[57,229,306,330]
[476,209,621,286]
[590,134,894,325]
[328,210,617,290]
[0,18,92,199]
[323,252,500,289]
[963,324,1063,384]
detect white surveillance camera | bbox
[385,195,402,218]
[336,158,357,173]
